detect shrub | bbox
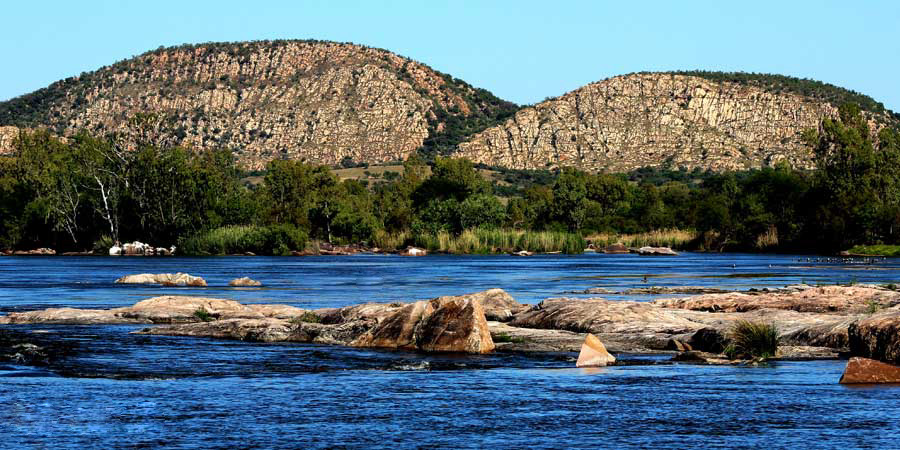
[726,321,779,360]
[194,307,214,322]
[92,235,116,254]
[290,311,322,324]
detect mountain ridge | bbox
[1,40,896,172]
[457,72,897,172]
[0,40,518,169]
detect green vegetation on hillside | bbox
[1,103,899,255]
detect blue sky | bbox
[2,1,898,110]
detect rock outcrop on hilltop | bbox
[0,40,516,169]
[458,73,895,172]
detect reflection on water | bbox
[2,253,900,447]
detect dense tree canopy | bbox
[1,103,898,254]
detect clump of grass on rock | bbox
[725,321,779,360]
[290,312,322,324]
[193,307,214,322]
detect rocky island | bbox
[4,284,899,382]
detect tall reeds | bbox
[179,225,307,256]
[374,228,585,254]
[588,229,697,249]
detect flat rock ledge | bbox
[1,286,893,362]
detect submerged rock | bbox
[839,357,900,384]
[575,333,616,367]
[229,277,262,287]
[116,273,207,287]
[352,294,495,353]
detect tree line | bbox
[1,103,898,254]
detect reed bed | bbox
[588,229,697,249]
[374,228,585,254]
[180,224,307,256]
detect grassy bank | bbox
[179,225,307,256]
[373,228,585,254]
[846,245,900,256]
[587,229,697,250]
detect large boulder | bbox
[839,357,900,384]
[352,294,495,353]
[116,273,207,287]
[472,289,530,322]
[575,333,616,367]
[848,307,900,365]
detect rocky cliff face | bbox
[0,40,516,169]
[457,73,892,172]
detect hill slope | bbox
[457,72,897,172]
[0,40,517,169]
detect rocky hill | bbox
[457,73,898,172]
[0,40,517,169]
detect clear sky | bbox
[2,0,898,110]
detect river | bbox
[2,253,899,448]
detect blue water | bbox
[2,253,900,448]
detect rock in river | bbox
[352,294,495,353]
[575,333,616,367]
[839,357,900,384]
[229,277,262,287]
[116,273,207,287]
[0,296,308,324]
[636,246,678,256]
